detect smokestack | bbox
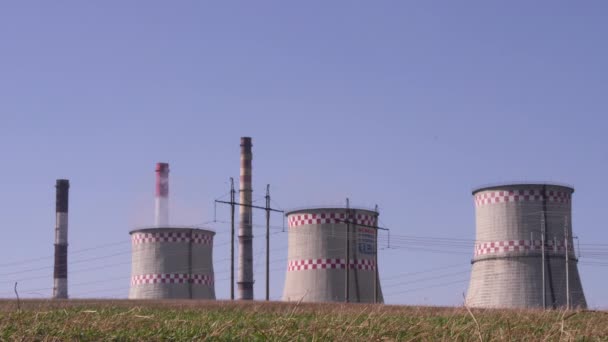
[53,179,69,299]
[155,163,169,226]
[238,137,254,300]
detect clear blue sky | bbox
[1,1,607,307]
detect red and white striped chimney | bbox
[155,163,169,226]
[238,137,254,300]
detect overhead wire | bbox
[2,210,608,301]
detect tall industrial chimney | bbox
[155,163,169,226]
[238,137,254,300]
[53,179,69,299]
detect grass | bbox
[0,300,607,341]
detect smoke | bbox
[128,193,212,228]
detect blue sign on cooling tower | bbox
[357,227,376,255]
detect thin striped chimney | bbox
[53,179,69,299]
[238,137,254,300]
[155,163,169,226]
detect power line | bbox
[384,278,469,297]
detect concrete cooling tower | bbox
[129,162,216,299]
[282,207,383,303]
[129,227,216,299]
[466,183,586,309]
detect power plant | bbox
[128,163,216,299]
[53,179,70,299]
[466,183,587,309]
[282,207,383,303]
[38,138,594,309]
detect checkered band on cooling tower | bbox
[474,239,574,256]
[474,189,571,207]
[130,273,214,286]
[131,232,213,245]
[288,212,376,228]
[287,258,376,271]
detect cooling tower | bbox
[129,227,216,299]
[466,183,586,309]
[282,207,383,303]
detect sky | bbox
[0,1,607,307]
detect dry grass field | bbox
[0,300,606,341]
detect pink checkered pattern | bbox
[192,233,213,245]
[132,232,212,245]
[474,239,574,256]
[474,189,571,207]
[287,258,376,271]
[190,274,214,285]
[351,259,376,270]
[130,273,214,286]
[288,212,376,228]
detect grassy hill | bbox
[0,300,606,340]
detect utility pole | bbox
[554,236,557,253]
[374,204,379,304]
[265,184,270,301]
[541,212,546,309]
[565,215,570,310]
[215,181,283,301]
[187,229,193,299]
[230,178,235,300]
[345,198,350,303]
